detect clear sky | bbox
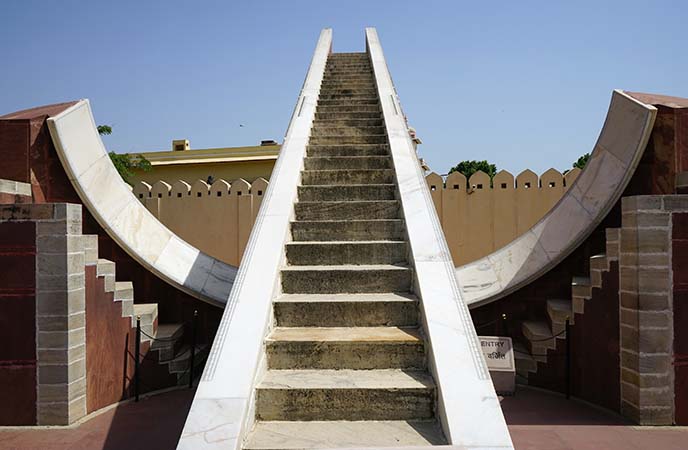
[2,0,686,176]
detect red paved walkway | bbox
[0,385,686,449]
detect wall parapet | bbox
[427,168,581,266]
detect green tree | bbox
[573,153,590,170]
[448,160,497,187]
[98,124,151,184]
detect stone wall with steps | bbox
[0,203,203,425]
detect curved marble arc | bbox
[47,100,237,308]
[456,90,657,308]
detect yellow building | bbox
[130,139,280,186]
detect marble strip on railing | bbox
[47,101,237,308]
[366,27,513,448]
[456,90,657,309]
[177,28,332,450]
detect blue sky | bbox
[1,0,686,175]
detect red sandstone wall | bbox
[0,222,37,425]
[0,106,222,346]
[672,213,688,425]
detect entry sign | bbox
[479,336,515,395]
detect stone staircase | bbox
[84,236,203,385]
[244,52,446,448]
[515,228,620,379]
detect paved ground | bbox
[0,385,686,449]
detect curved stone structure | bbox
[456,90,657,308]
[47,100,237,308]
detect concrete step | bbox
[547,299,573,325]
[295,200,400,221]
[311,126,386,137]
[317,99,380,108]
[513,341,538,376]
[301,169,395,185]
[315,111,381,120]
[291,219,405,242]
[319,89,377,98]
[304,156,391,170]
[114,281,134,317]
[572,276,592,299]
[313,118,384,128]
[324,70,373,77]
[167,344,206,372]
[245,419,446,449]
[274,293,418,327]
[255,369,434,421]
[310,135,387,145]
[281,264,412,294]
[286,240,407,265]
[522,320,559,354]
[133,303,158,341]
[590,253,608,270]
[319,82,377,91]
[298,184,396,201]
[307,144,388,157]
[150,323,185,360]
[96,258,115,292]
[316,105,380,114]
[266,327,424,369]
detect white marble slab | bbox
[456,90,657,308]
[47,101,239,307]
[366,27,513,449]
[177,28,332,450]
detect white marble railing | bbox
[177,28,332,450]
[366,27,514,448]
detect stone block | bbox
[620,229,638,253]
[36,252,85,276]
[619,267,638,292]
[36,312,85,332]
[663,195,688,211]
[621,367,639,386]
[621,349,638,371]
[36,288,85,315]
[621,400,640,422]
[620,291,639,310]
[38,345,85,365]
[621,381,639,405]
[37,394,86,426]
[37,328,84,350]
[38,358,86,385]
[620,308,638,328]
[639,387,673,407]
[36,219,81,236]
[38,376,87,403]
[0,204,54,221]
[638,354,673,374]
[622,196,662,213]
[620,325,638,350]
[638,293,671,312]
[52,204,82,222]
[638,268,671,293]
[636,229,670,254]
[36,272,85,292]
[36,235,84,253]
[639,311,671,328]
[622,211,671,228]
[639,373,673,389]
[637,406,674,425]
[638,328,672,354]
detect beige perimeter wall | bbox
[133,168,580,268]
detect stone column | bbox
[619,196,674,424]
[35,203,87,425]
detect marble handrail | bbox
[366,27,514,448]
[456,90,657,308]
[177,28,332,450]
[47,100,238,308]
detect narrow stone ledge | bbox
[622,196,663,213]
[36,288,86,315]
[663,195,688,211]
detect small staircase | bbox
[86,237,202,386]
[244,52,446,448]
[515,228,620,379]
